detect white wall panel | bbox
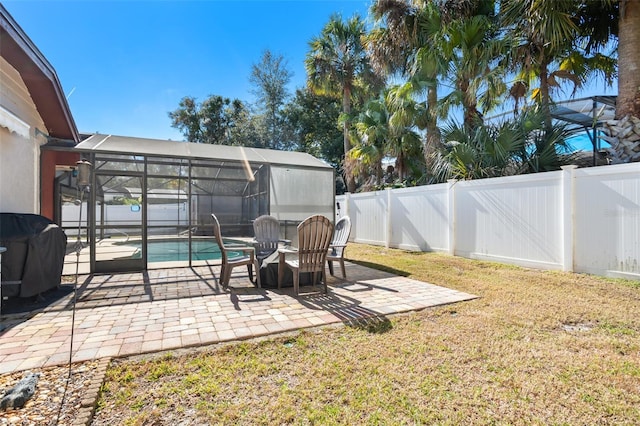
[348,191,387,245]
[270,166,334,221]
[574,164,640,279]
[0,57,46,214]
[455,173,563,268]
[389,185,449,251]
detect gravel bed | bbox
[0,361,102,426]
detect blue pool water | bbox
[128,239,243,262]
[566,132,610,152]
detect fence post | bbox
[560,165,577,272]
[344,193,351,220]
[386,188,392,248]
[447,179,457,256]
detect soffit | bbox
[0,4,79,142]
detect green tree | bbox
[282,88,344,167]
[169,95,246,145]
[305,14,382,193]
[385,84,426,182]
[351,97,389,185]
[249,50,293,150]
[227,104,268,149]
[438,8,507,130]
[168,96,201,142]
[500,0,616,132]
[431,107,574,182]
[351,85,425,187]
[367,0,447,180]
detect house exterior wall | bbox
[40,149,79,221]
[0,56,47,214]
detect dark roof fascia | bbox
[592,95,616,107]
[550,105,592,127]
[0,4,79,142]
[41,138,79,150]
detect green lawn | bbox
[93,244,640,425]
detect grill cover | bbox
[0,213,67,298]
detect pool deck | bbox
[0,261,477,375]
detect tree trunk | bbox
[343,84,356,193]
[461,78,481,129]
[424,86,441,181]
[538,60,553,133]
[396,151,405,181]
[617,0,640,119]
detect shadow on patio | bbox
[0,260,477,374]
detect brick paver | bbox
[0,261,476,374]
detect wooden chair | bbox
[211,214,260,288]
[327,215,351,278]
[278,215,334,295]
[252,215,290,263]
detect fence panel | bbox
[346,191,388,246]
[389,184,449,251]
[574,163,640,279]
[338,162,640,280]
[454,173,564,269]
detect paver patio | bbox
[0,261,477,375]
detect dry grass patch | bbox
[93,244,640,425]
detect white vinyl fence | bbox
[62,203,189,237]
[337,162,640,280]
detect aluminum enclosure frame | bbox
[65,134,335,273]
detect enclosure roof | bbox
[74,134,333,169]
[550,96,616,130]
[487,95,617,132]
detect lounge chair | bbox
[278,214,334,295]
[211,214,260,288]
[327,215,351,278]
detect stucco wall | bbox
[0,56,47,214]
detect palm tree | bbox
[500,0,616,133]
[438,11,508,130]
[384,84,425,181]
[617,1,640,119]
[367,0,446,180]
[431,107,574,182]
[305,14,382,193]
[351,97,389,185]
[351,85,425,187]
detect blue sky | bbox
[4,0,371,140]
[5,1,616,145]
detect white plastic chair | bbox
[211,214,260,288]
[278,215,334,295]
[327,215,351,278]
[252,215,290,262]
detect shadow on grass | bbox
[347,259,410,277]
[297,291,393,334]
[345,315,393,334]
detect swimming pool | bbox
[126,239,244,262]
